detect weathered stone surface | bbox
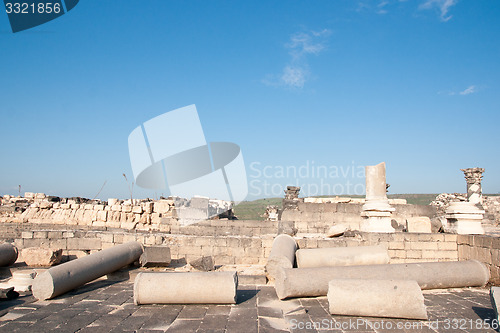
[190,196,209,209]
[327,224,348,237]
[190,256,214,271]
[296,245,390,268]
[406,216,432,233]
[134,271,237,304]
[154,200,173,214]
[275,260,489,299]
[108,198,118,205]
[0,243,18,267]
[139,246,171,267]
[328,279,428,320]
[22,248,62,267]
[38,202,53,209]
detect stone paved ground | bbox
[0,279,498,333]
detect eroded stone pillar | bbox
[284,186,300,200]
[461,167,485,205]
[361,162,395,232]
[283,186,301,210]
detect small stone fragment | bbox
[0,287,19,300]
[139,246,171,267]
[189,256,214,271]
[327,224,348,237]
[22,248,63,267]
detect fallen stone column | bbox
[327,279,428,320]
[491,287,500,323]
[275,260,489,299]
[296,245,390,268]
[134,271,237,304]
[0,243,18,267]
[32,242,143,300]
[265,234,297,280]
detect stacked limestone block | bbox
[10,195,176,232]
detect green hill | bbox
[233,194,440,220]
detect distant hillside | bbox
[388,194,439,205]
[233,194,440,220]
[233,198,282,220]
[233,193,500,221]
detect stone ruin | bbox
[0,163,499,328]
[0,193,235,231]
[279,164,500,236]
[431,168,500,233]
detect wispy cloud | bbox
[377,1,389,14]
[419,0,457,22]
[459,85,477,95]
[263,29,331,89]
[356,0,392,15]
[440,85,478,96]
[356,0,458,21]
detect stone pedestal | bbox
[461,167,485,205]
[445,201,485,234]
[0,270,36,293]
[360,162,395,233]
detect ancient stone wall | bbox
[458,234,500,284]
[281,201,437,233]
[0,222,459,266]
[0,193,234,231]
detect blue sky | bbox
[0,0,499,200]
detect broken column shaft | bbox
[296,245,390,268]
[461,167,485,205]
[265,234,297,280]
[32,242,143,300]
[328,279,428,320]
[275,260,489,299]
[134,271,237,304]
[361,162,395,232]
